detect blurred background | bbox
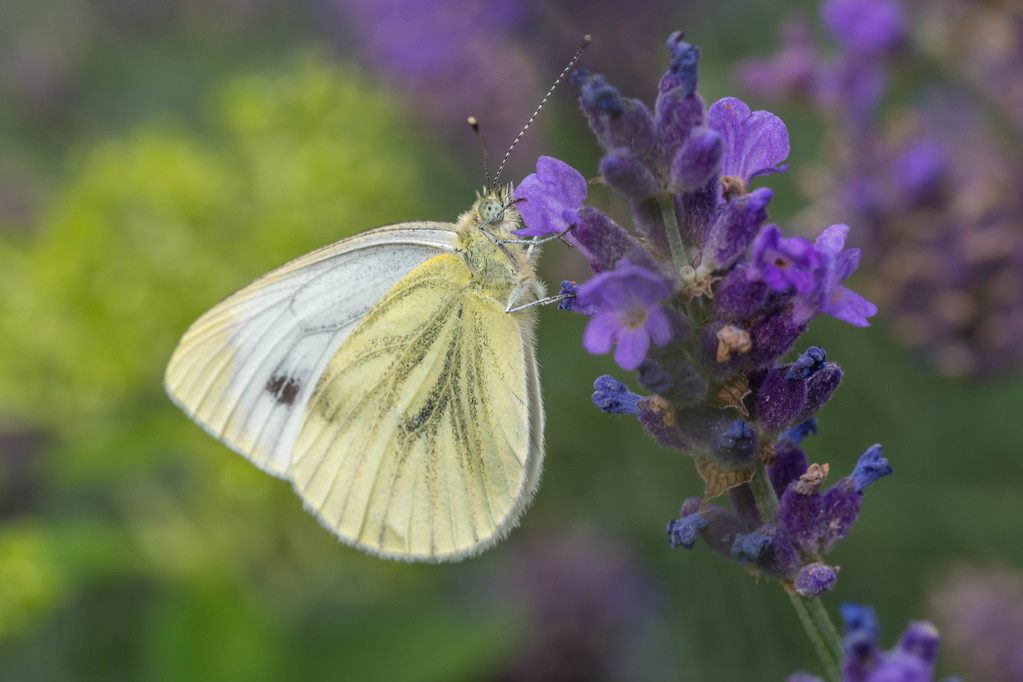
[1,0,1021,679]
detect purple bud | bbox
[797,363,843,421]
[732,530,773,564]
[701,187,774,272]
[592,375,641,415]
[600,154,660,200]
[558,281,601,316]
[850,444,891,492]
[821,478,862,552]
[746,307,805,369]
[714,420,758,466]
[571,68,623,114]
[670,501,747,557]
[895,621,941,667]
[655,77,707,163]
[796,563,838,596]
[573,70,663,170]
[670,127,723,192]
[754,367,809,433]
[713,264,770,320]
[786,346,828,380]
[667,513,708,549]
[666,32,700,97]
[753,525,801,577]
[770,436,809,497]
[779,473,828,553]
[569,207,645,274]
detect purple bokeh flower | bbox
[930,564,1023,682]
[577,263,673,370]
[513,155,587,237]
[747,224,820,294]
[821,0,907,57]
[707,97,790,185]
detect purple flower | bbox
[707,97,790,184]
[738,16,817,99]
[829,604,954,682]
[794,223,878,327]
[821,0,906,57]
[577,262,674,370]
[795,562,837,596]
[849,444,891,492]
[513,156,587,237]
[591,375,641,415]
[747,224,820,293]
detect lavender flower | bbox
[513,155,587,237]
[747,224,819,294]
[516,34,879,566]
[740,0,1023,377]
[521,32,884,677]
[787,603,960,682]
[707,97,791,186]
[577,262,673,371]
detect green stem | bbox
[748,459,843,682]
[789,593,843,682]
[748,458,779,524]
[658,196,690,272]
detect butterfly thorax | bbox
[454,187,538,307]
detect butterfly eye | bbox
[478,198,503,222]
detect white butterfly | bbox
[165,185,552,562]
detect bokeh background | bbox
[1,0,1021,680]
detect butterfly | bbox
[165,184,555,562]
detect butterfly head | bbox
[471,182,519,234]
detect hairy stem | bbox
[659,196,690,272]
[749,459,842,682]
[789,594,843,682]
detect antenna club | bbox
[467,116,479,129]
[582,35,592,47]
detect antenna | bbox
[493,34,591,186]
[467,116,491,193]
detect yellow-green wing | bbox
[291,253,543,562]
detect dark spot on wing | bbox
[266,374,301,405]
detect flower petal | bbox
[613,327,651,370]
[582,313,620,355]
[644,307,674,347]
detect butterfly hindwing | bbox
[164,223,458,478]
[291,252,543,561]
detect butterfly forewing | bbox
[291,252,542,561]
[164,223,458,478]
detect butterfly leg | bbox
[505,291,574,314]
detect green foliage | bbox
[0,522,64,640]
[0,54,442,422]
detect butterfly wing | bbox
[165,222,459,479]
[291,252,544,562]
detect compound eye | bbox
[478,198,502,222]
